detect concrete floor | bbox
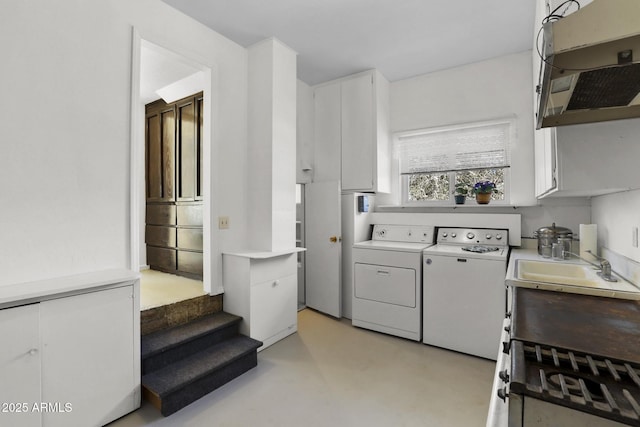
[109,309,494,427]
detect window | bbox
[396,118,514,205]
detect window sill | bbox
[377,203,519,210]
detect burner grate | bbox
[512,343,640,425]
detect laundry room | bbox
[2,1,640,427]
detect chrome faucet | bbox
[562,249,618,282]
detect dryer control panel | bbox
[371,225,435,244]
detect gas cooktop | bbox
[510,340,640,425]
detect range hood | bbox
[536,0,640,128]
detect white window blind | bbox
[396,119,514,175]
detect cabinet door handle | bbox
[28,348,38,356]
[272,280,280,287]
[377,270,390,276]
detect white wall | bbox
[592,190,640,263]
[384,51,536,207]
[372,51,591,237]
[0,1,248,287]
[247,39,297,252]
[296,80,314,184]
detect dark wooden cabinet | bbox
[145,104,176,201]
[145,93,204,280]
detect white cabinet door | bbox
[40,286,135,427]
[0,304,41,427]
[341,74,374,191]
[534,127,557,197]
[305,181,342,318]
[313,83,342,182]
[250,274,297,343]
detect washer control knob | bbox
[486,234,492,240]
[442,232,448,238]
[466,232,475,240]
[451,233,457,238]
[496,234,503,240]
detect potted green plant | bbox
[471,180,497,204]
[454,184,468,205]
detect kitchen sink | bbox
[515,260,602,287]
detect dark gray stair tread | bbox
[142,335,262,397]
[141,312,241,358]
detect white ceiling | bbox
[161,0,536,85]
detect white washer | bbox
[352,225,435,341]
[422,227,509,360]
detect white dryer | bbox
[352,225,435,341]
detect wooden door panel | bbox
[176,203,203,226]
[146,204,176,226]
[147,246,177,271]
[177,228,203,251]
[178,100,196,200]
[178,251,203,276]
[146,225,177,248]
[196,97,204,199]
[161,108,176,201]
[146,113,162,200]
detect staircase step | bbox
[141,312,242,374]
[142,335,262,416]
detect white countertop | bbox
[0,269,139,309]
[223,247,306,259]
[507,249,640,300]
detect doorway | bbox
[296,184,305,310]
[130,33,217,307]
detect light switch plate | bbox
[219,216,229,229]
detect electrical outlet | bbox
[218,216,229,229]
[633,226,638,248]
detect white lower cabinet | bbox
[223,252,298,351]
[249,275,297,346]
[0,304,41,427]
[0,280,138,427]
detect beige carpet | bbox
[140,269,205,310]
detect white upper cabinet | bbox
[537,120,640,198]
[313,82,342,183]
[533,0,640,198]
[313,70,391,193]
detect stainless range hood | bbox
[536,0,640,128]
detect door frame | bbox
[129,28,221,294]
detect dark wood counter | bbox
[511,287,640,364]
